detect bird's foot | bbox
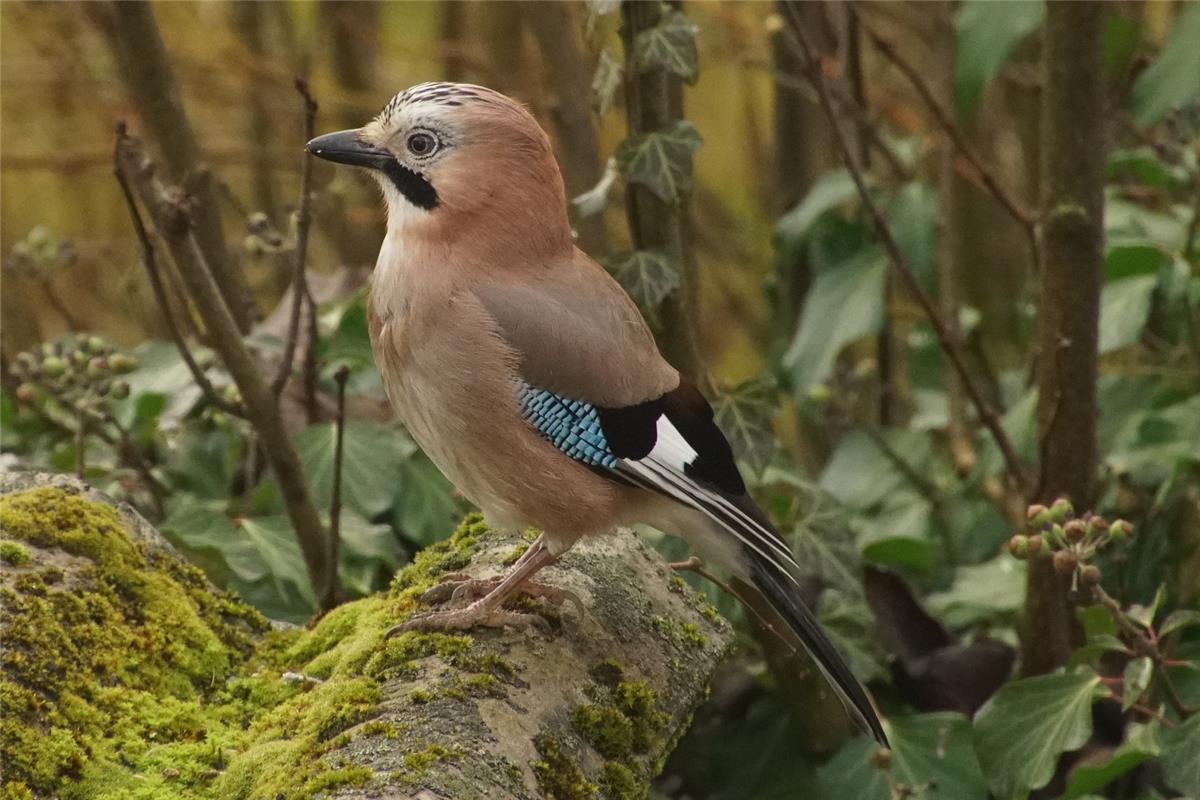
[386,601,550,636]
[420,572,583,616]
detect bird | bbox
[306,81,887,746]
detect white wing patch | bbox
[618,416,801,583]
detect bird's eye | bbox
[406,131,438,158]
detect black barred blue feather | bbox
[518,384,618,468]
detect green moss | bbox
[402,743,455,773]
[501,543,529,566]
[615,681,668,753]
[0,487,269,798]
[0,540,29,566]
[571,704,634,759]
[600,761,643,800]
[408,688,432,704]
[651,615,707,649]
[532,735,598,800]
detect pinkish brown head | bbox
[307,82,571,253]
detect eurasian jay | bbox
[307,82,887,745]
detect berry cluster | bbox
[1008,498,1134,586]
[11,335,139,417]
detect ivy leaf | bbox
[954,0,1045,118]
[784,247,887,393]
[776,169,862,243]
[1127,584,1168,629]
[1122,657,1153,711]
[782,480,862,595]
[712,377,778,476]
[819,589,887,683]
[392,453,468,548]
[1099,275,1157,353]
[973,670,1103,799]
[592,49,623,116]
[1159,609,1200,638]
[927,556,1027,628]
[1132,3,1200,126]
[1062,722,1160,799]
[1162,713,1200,797]
[609,250,680,323]
[819,714,989,800]
[633,9,699,83]
[295,421,416,520]
[616,120,703,205]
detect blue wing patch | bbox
[518,384,618,468]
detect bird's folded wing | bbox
[471,253,677,409]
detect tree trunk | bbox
[620,0,702,383]
[100,0,255,332]
[1023,0,1106,677]
[0,474,732,800]
[525,1,609,256]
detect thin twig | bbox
[1087,582,1195,719]
[853,10,1037,246]
[271,78,318,399]
[669,556,800,659]
[329,365,351,556]
[75,408,86,479]
[302,288,320,423]
[112,125,247,420]
[782,8,1032,492]
[115,126,337,610]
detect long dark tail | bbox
[745,546,889,746]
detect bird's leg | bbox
[418,535,581,613]
[388,538,568,634]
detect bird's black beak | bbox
[305,129,391,170]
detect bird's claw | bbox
[418,573,583,617]
[385,605,550,637]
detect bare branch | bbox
[272,79,319,399]
[112,129,247,420]
[114,126,338,610]
[853,11,1038,250]
[782,6,1031,491]
[329,365,351,560]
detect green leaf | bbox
[633,9,699,83]
[712,377,777,476]
[1127,584,1168,629]
[1122,657,1154,711]
[572,157,619,219]
[784,248,887,393]
[1062,722,1160,799]
[610,250,680,322]
[392,453,468,548]
[1132,4,1200,126]
[973,670,1103,799]
[337,510,404,597]
[1099,275,1157,353]
[886,182,937,291]
[818,589,886,683]
[122,340,208,422]
[776,169,861,243]
[1162,713,1200,796]
[615,120,702,204]
[778,479,862,595]
[591,49,623,116]
[1106,147,1182,189]
[295,421,416,520]
[857,493,934,573]
[1105,243,1173,281]
[927,556,1027,628]
[820,714,989,800]
[1159,609,1200,638]
[890,713,990,800]
[954,0,1045,117]
[816,737,889,800]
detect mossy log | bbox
[0,473,733,800]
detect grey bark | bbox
[1024,0,1106,676]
